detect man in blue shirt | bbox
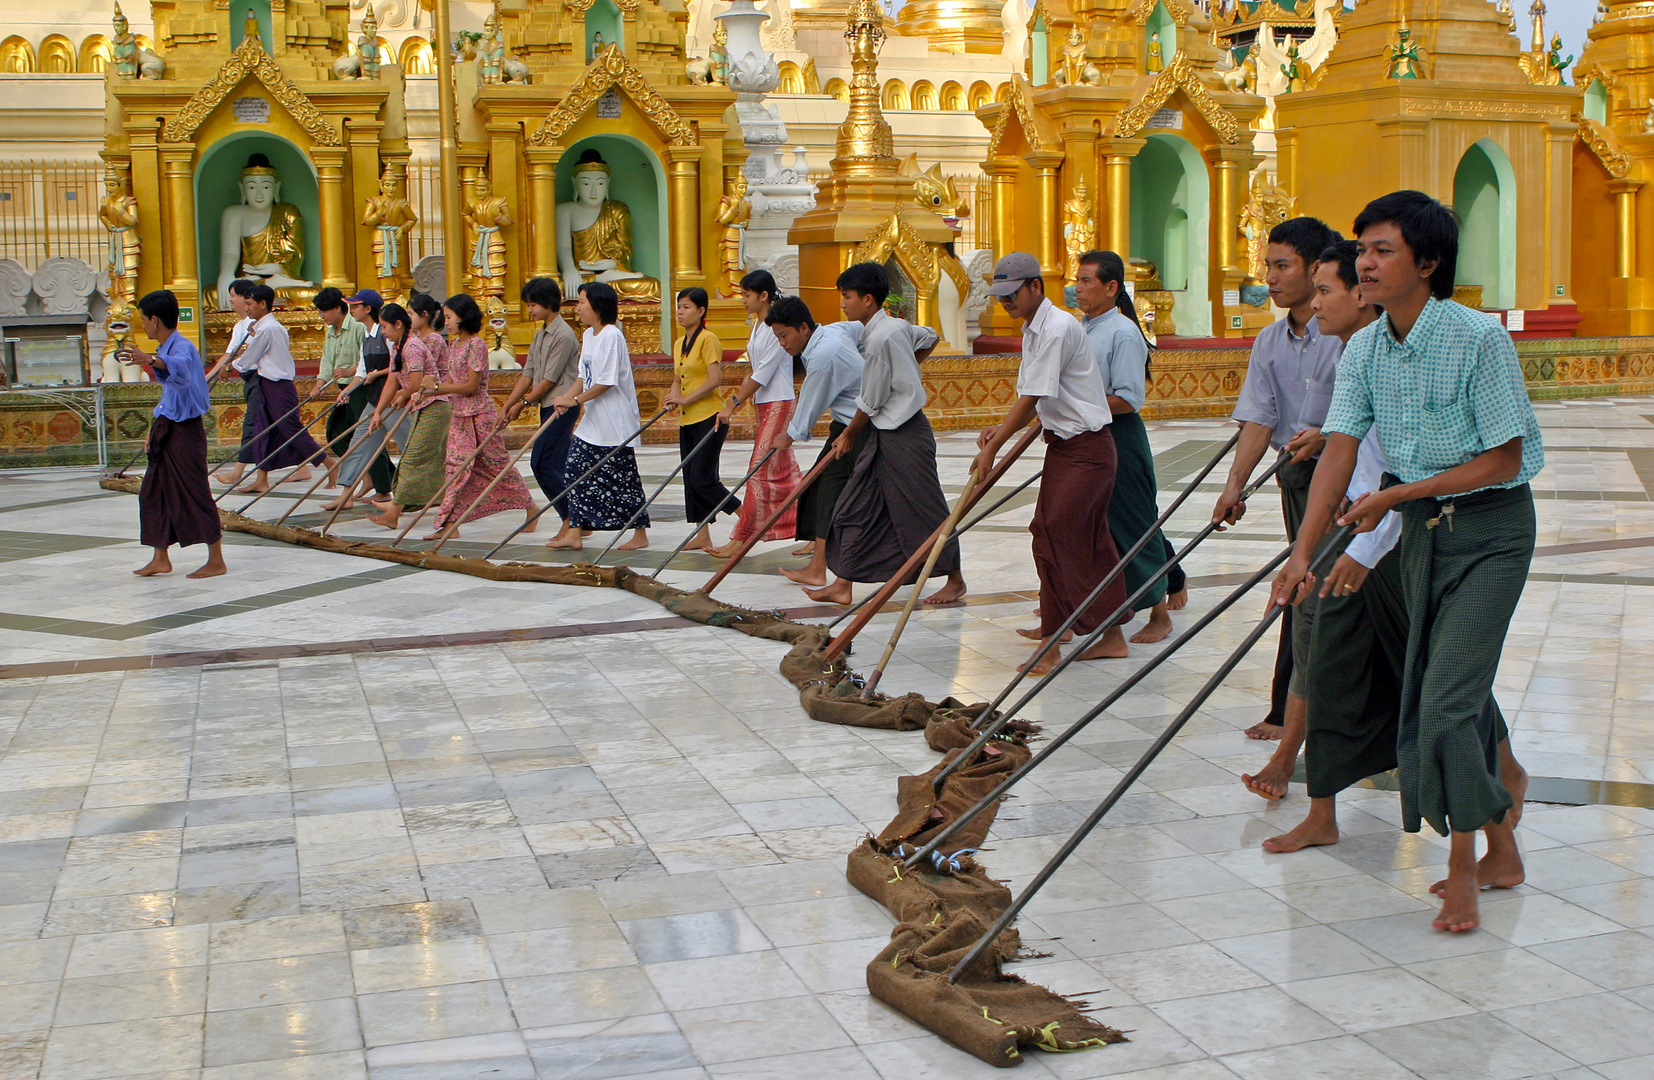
[118,290,227,579]
[766,296,866,588]
[1272,190,1541,934]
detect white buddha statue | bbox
[555,149,660,303]
[215,153,315,310]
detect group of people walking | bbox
[125,188,1539,935]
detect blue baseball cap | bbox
[344,288,383,308]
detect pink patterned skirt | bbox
[435,411,536,528]
[728,399,802,543]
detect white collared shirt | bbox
[855,309,938,430]
[1343,429,1403,569]
[353,322,383,379]
[233,312,296,381]
[1018,297,1111,439]
[747,320,795,404]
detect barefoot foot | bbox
[133,558,172,577]
[1245,721,1284,741]
[922,575,967,606]
[616,529,648,551]
[1433,868,1482,932]
[804,579,853,605]
[1016,626,1072,642]
[1072,626,1129,661]
[187,559,227,579]
[1261,817,1338,853]
[1130,604,1174,644]
[780,565,828,586]
[1165,587,1188,612]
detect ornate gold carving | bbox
[528,44,695,146]
[1130,0,1191,26]
[853,211,940,286]
[163,34,339,145]
[1111,52,1243,144]
[563,0,640,12]
[983,75,1062,158]
[1579,117,1632,179]
[833,0,898,172]
[1573,62,1617,91]
[1396,99,1570,120]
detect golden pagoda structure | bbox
[974,0,1265,340]
[1572,0,1654,335]
[1273,0,1578,325]
[787,0,971,347]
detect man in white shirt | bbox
[766,297,864,588]
[809,262,964,607]
[230,284,323,494]
[975,252,1127,674]
[1247,239,1519,858]
[206,279,260,486]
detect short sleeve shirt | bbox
[1232,314,1342,448]
[747,321,795,404]
[1081,307,1150,411]
[524,317,580,401]
[1322,297,1544,492]
[575,323,641,448]
[446,336,495,418]
[317,318,364,385]
[153,332,210,422]
[1017,298,1111,439]
[674,329,725,426]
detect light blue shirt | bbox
[153,331,211,423]
[1080,307,1149,411]
[1232,313,1342,448]
[788,320,864,442]
[1323,297,1544,493]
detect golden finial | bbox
[834,0,897,175]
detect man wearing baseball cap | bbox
[974,252,1128,674]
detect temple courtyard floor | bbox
[1,399,1652,1080]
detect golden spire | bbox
[833,0,898,177]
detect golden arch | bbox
[79,34,112,73]
[912,80,937,110]
[39,34,75,73]
[777,60,807,94]
[399,35,434,74]
[824,77,849,103]
[940,81,965,110]
[968,80,992,110]
[881,79,909,110]
[993,81,1011,103]
[0,35,36,73]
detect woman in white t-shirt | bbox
[547,282,648,552]
[709,269,803,558]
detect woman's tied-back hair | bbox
[738,269,781,304]
[407,292,444,332]
[380,302,410,369]
[443,293,484,335]
[1077,249,1153,353]
[1353,189,1460,301]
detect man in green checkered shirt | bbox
[1271,190,1541,935]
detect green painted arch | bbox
[1452,137,1516,311]
[1129,132,1212,338]
[230,0,272,52]
[1146,2,1177,72]
[194,131,321,306]
[1584,79,1608,124]
[585,0,622,60]
[555,133,669,350]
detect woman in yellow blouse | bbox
[665,286,737,551]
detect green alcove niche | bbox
[195,132,322,307]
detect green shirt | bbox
[1323,296,1544,493]
[318,318,365,385]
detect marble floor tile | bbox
[1148,987,1344,1057]
[202,997,363,1067]
[356,981,517,1048]
[1358,1012,1575,1080]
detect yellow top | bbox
[674,328,725,426]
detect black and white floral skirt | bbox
[565,437,649,530]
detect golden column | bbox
[990,162,1014,258]
[666,146,704,282]
[433,0,466,297]
[1032,157,1062,276]
[525,147,562,282]
[1100,145,1138,260]
[1210,151,1246,276]
[160,148,198,305]
[1612,178,1643,280]
[315,147,350,289]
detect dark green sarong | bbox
[1395,482,1532,835]
[1105,411,1174,610]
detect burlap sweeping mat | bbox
[99,474,1126,1066]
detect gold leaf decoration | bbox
[983,75,1062,159]
[1111,51,1242,144]
[162,34,339,145]
[852,211,941,287]
[528,43,695,146]
[1578,117,1632,179]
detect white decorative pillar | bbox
[716,0,815,290]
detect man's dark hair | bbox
[1353,189,1459,301]
[765,295,817,332]
[137,289,180,330]
[522,276,563,310]
[444,293,484,334]
[578,281,619,326]
[1268,217,1340,268]
[229,278,257,299]
[1317,240,1361,292]
[836,262,889,305]
[247,283,276,310]
[313,287,345,313]
[739,269,781,303]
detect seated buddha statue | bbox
[215,153,314,311]
[555,149,661,303]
